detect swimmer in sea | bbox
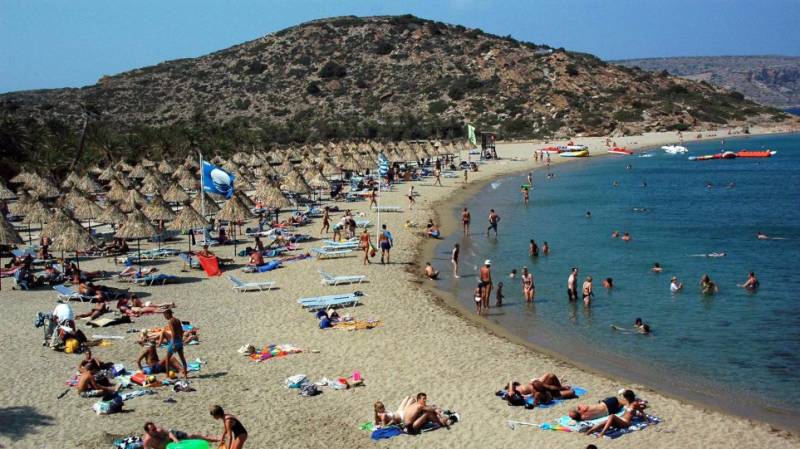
[700,274,719,295]
[542,241,550,255]
[640,181,647,188]
[621,232,631,242]
[612,180,619,187]
[634,318,651,334]
[585,211,591,219]
[738,271,759,290]
[670,276,683,293]
[603,278,613,289]
[509,269,517,279]
[708,252,726,257]
[611,231,620,238]
[651,263,662,273]
[757,231,768,240]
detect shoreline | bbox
[414,128,800,434]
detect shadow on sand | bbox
[0,406,56,441]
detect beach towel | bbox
[196,254,222,277]
[113,435,143,449]
[332,320,383,331]
[495,387,586,409]
[371,426,403,440]
[553,413,659,437]
[249,344,303,362]
[256,260,281,272]
[86,315,132,328]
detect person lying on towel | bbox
[568,389,637,421]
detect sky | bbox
[1,0,799,93]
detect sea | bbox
[434,133,800,429]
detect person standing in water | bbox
[480,260,493,311]
[521,267,534,303]
[567,267,579,302]
[582,276,594,306]
[529,240,539,257]
[739,272,759,290]
[451,243,460,278]
[474,283,484,314]
[487,209,500,237]
[521,186,529,204]
[542,241,550,255]
[461,208,471,235]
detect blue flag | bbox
[377,154,389,177]
[201,161,235,199]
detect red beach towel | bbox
[196,254,222,277]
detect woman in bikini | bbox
[211,405,247,449]
[521,267,534,303]
[461,208,470,235]
[320,208,330,236]
[359,229,372,265]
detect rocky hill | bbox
[615,56,800,109]
[0,15,792,150]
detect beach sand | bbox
[2,127,799,449]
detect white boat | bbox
[662,145,688,154]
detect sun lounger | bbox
[311,247,353,259]
[371,205,402,212]
[321,241,359,251]
[11,249,55,265]
[132,274,178,286]
[319,270,367,286]
[297,292,362,310]
[322,238,358,246]
[227,275,276,293]
[53,284,94,302]
[355,220,371,228]
[178,253,201,269]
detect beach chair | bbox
[227,275,276,293]
[355,220,371,228]
[322,238,358,246]
[319,270,367,286]
[202,230,220,246]
[179,253,201,269]
[371,205,402,213]
[297,292,363,310]
[311,247,353,259]
[53,284,94,302]
[321,241,359,251]
[132,274,178,286]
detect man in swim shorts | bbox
[479,260,493,310]
[461,208,470,235]
[568,389,636,421]
[487,209,500,237]
[142,422,217,449]
[567,267,579,301]
[402,393,452,434]
[158,309,188,380]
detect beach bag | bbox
[285,374,307,389]
[64,338,79,354]
[300,384,320,397]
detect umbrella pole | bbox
[233,223,237,259]
[75,250,80,270]
[28,224,32,245]
[0,253,3,291]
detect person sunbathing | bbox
[78,349,112,373]
[568,390,637,422]
[402,393,452,434]
[533,373,577,400]
[583,398,648,437]
[75,295,111,320]
[38,264,64,286]
[118,295,175,317]
[142,422,218,449]
[137,342,184,375]
[247,249,264,267]
[118,265,157,279]
[424,262,439,280]
[374,401,403,428]
[138,327,198,346]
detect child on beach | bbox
[474,284,484,314]
[495,282,504,306]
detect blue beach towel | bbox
[371,426,403,440]
[531,386,587,409]
[257,261,281,272]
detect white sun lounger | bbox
[311,247,353,259]
[319,270,367,286]
[355,220,371,228]
[371,205,402,212]
[297,292,362,310]
[322,238,358,246]
[227,275,276,293]
[53,284,94,302]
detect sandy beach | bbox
[2,127,800,449]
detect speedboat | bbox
[662,145,688,154]
[608,147,633,155]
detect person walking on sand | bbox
[521,267,534,303]
[582,276,594,306]
[407,185,416,209]
[369,188,378,209]
[433,167,443,186]
[210,405,247,449]
[320,207,330,236]
[480,260,493,311]
[487,209,500,237]
[359,228,372,265]
[379,224,393,264]
[462,208,471,235]
[567,267,579,301]
[463,169,468,184]
[157,309,188,380]
[451,243,460,278]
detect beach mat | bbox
[86,315,132,328]
[332,320,382,331]
[496,386,586,409]
[551,412,659,436]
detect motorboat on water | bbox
[662,145,688,154]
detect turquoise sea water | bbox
[435,133,800,427]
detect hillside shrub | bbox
[319,61,347,78]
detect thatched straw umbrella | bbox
[221,160,239,173]
[50,220,95,269]
[116,161,134,172]
[97,204,126,226]
[168,204,209,252]
[78,175,102,193]
[128,164,149,179]
[172,165,192,180]
[0,215,23,291]
[31,178,60,199]
[61,172,80,189]
[140,158,156,168]
[216,194,253,256]
[116,209,157,264]
[191,192,220,216]
[281,170,312,194]
[158,160,175,175]
[162,184,189,205]
[72,196,104,235]
[9,171,35,185]
[232,152,249,165]
[22,200,50,244]
[252,181,292,209]
[177,173,198,191]
[276,160,294,176]
[97,166,116,182]
[143,194,175,249]
[106,179,128,202]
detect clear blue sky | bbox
[2,0,799,93]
